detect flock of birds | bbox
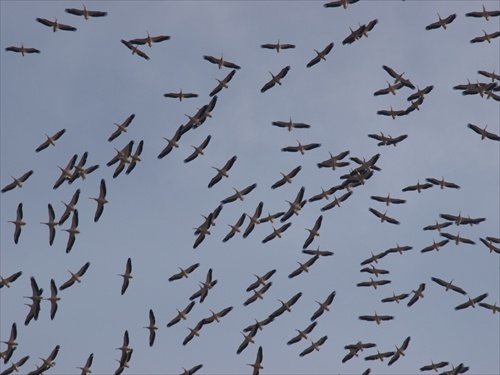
[1,1,499,375]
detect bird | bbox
[402,180,433,193]
[121,39,149,60]
[425,13,457,30]
[243,317,275,334]
[118,258,132,295]
[342,24,366,45]
[466,4,500,20]
[306,42,334,68]
[209,69,236,96]
[324,0,360,9]
[0,271,22,289]
[467,123,499,141]
[272,117,311,131]
[455,293,489,310]
[59,209,80,253]
[310,290,336,321]
[373,81,405,96]
[9,203,26,244]
[237,331,256,355]
[479,237,500,254]
[420,239,450,253]
[65,5,107,19]
[180,364,203,375]
[221,183,258,204]
[388,336,411,366]
[184,135,212,163]
[35,129,66,152]
[191,95,218,128]
[59,189,80,225]
[368,208,400,225]
[202,306,233,325]
[320,191,353,211]
[53,154,78,189]
[368,133,408,147]
[287,321,318,345]
[67,151,99,184]
[407,283,426,307]
[478,69,500,81]
[45,279,61,320]
[343,342,376,363]
[59,262,90,291]
[108,141,134,171]
[129,32,170,47]
[423,220,453,232]
[164,89,198,101]
[431,277,467,295]
[260,65,290,93]
[246,269,276,292]
[268,292,302,319]
[359,19,379,38]
[360,264,389,277]
[126,140,144,175]
[108,114,135,142]
[357,278,391,290]
[89,179,108,222]
[440,232,476,245]
[247,346,263,375]
[370,193,406,206]
[381,292,410,304]
[76,353,94,375]
[377,106,408,119]
[166,301,196,327]
[407,85,434,101]
[2,170,34,193]
[189,268,217,303]
[243,201,264,238]
[208,155,237,188]
[426,177,460,189]
[1,355,30,375]
[259,210,285,223]
[261,40,295,52]
[115,330,131,368]
[288,255,319,279]
[169,263,200,282]
[299,336,328,357]
[143,309,158,347]
[302,247,334,257]
[36,17,77,31]
[222,213,246,242]
[158,125,186,159]
[203,54,241,69]
[5,43,40,56]
[470,30,500,44]
[419,360,450,372]
[193,213,213,249]
[382,65,416,89]
[34,344,60,374]
[359,311,394,324]
[384,244,413,256]
[282,140,321,154]
[115,348,133,375]
[271,166,302,189]
[360,251,388,266]
[23,276,43,325]
[316,150,350,169]
[365,350,396,362]
[303,215,323,249]
[243,282,273,306]
[478,302,500,314]
[1,323,18,358]
[262,222,292,243]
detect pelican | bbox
[306,42,334,68]
[423,220,452,232]
[358,311,394,324]
[324,0,360,9]
[281,186,307,222]
[45,279,61,320]
[36,129,66,152]
[407,85,434,101]
[382,65,415,89]
[455,293,489,310]
[272,118,311,131]
[261,40,295,52]
[357,277,391,290]
[425,13,457,30]
[369,208,400,225]
[384,244,413,255]
[209,69,236,96]
[478,302,500,314]
[373,81,404,96]
[247,346,263,375]
[368,132,408,147]
[431,277,467,295]
[59,262,90,291]
[420,360,450,372]
[4,42,40,55]
[282,140,321,155]
[23,277,43,325]
[344,341,376,353]
[184,135,211,163]
[365,349,395,362]
[360,264,389,277]
[65,5,107,19]
[1,170,34,193]
[77,353,94,375]
[317,150,350,169]
[425,177,460,189]
[126,140,144,175]
[36,17,77,31]
[268,292,302,319]
[166,301,196,327]
[370,193,406,205]
[260,65,290,93]
[208,155,237,188]
[53,154,78,189]
[203,54,241,69]
[478,69,500,81]
[243,201,264,239]
[479,237,500,254]
[1,355,30,375]
[195,205,222,234]
[115,330,130,362]
[193,213,213,249]
[342,24,366,45]
[9,203,26,244]
[88,179,108,223]
[202,306,233,324]
[440,232,476,245]
[308,186,338,202]
[466,4,500,20]
[1,323,17,355]
[189,268,217,303]
[221,183,257,204]
[299,336,328,357]
[407,283,426,307]
[143,309,158,347]
[243,282,273,306]
[237,331,256,354]
[311,291,336,321]
[68,151,99,184]
[271,166,302,189]
[118,258,132,295]
[0,271,22,289]
[59,189,80,225]
[381,292,410,304]
[388,336,411,366]
[262,223,292,243]
[129,32,170,47]
[439,211,464,225]
[360,19,378,37]
[169,263,200,282]
[222,213,246,242]
[163,89,198,101]
[116,348,133,374]
[108,114,135,142]
[259,210,284,223]
[36,344,60,372]
[467,123,500,141]
[287,322,317,345]
[360,251,387,266]
[320,191,353,211]
[121,39,149,60]
[288,255,319,279]
[420,239,450,253]
[402,180,433,193]
[462,81,497,96]
[158,125,185,159]
[303,216,322,249]
[342,347,360,363]
[243,317,275,333]
[246,269,276,292]
[377,106,408,119]
[180,364,203,375]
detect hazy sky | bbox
[1,1,499,375]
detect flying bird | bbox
[243,282,273,306]
[370,193,406,206]
[360,251,387,266]
[384,244,413,256]
[36,129,66,152]
[368,208,400,225]
[243,201,264,239]
[260,65,290,93]
[420,239,450,253]
[53,154,78,189]
[342,23,366,45]
[166,301,196,327]
[121,39,149,60]
[455,293,489,310]
[118,258,132,295]
[359,311,394,324]
[246,269,276,292]
[407,85,434,101]
[1,355,30,375]
[36,17,77,31]
[180,364,203,375]
[272,118,311,131]
[108,114,135,142]
[45,279,61,320]
[431,277,467,295]
[310,290,336,321]
[208,155,237,188]
[9,203,26,244]
[271,166,302,189]
[202,306,233,325]
[381,292,410,304]
[65,5,107,19]
[143,309,158,347]
[158,125,185,159]
[2,170,34,193]
[237,331,256,355]
[203,54,241,69]
[368,133,408,147]
[324,0,360,9]
[407,283,426,307]
[67,151,99,184]
[382,65,415,89]
[360,264,389,277]
[478,69,500,81]
[373,81,404,96]
[247,346,263,375]
[440,232,476,245]
[59,262,90,291]
[184,135,212,163]
[126,140,144,175]
[478,302,500,314]
[364,350,396,362]
[23,276,43,325]
[425,13,457,30]
[320,191,353,211]
[306,42,334,68]
[5,43,40,56]
[423,220,453,232]
[288,255,319,279]
[59,189,80,225]
[467,123,499,141]
[419,361,450,372]
[316,150,350,169]
[287,321,317,345]
[377,106,408,119]
[357,278,391,290]
[221,183,257,204]
[129,32,170,47]
[388,336,411,366]
[259,210,285,224]
[268,292,302,319]
[262,222,292,243]
[426,177,460,189]
[89,179,108,222]
[282,140,321,155]
[303,215,322,249]
[164,89,198,101]
[209,69,236,96]
[402,180,433,193]
[466,4,500,20]
[169,263,200,282]
[0,271,22,289]
[76,353,94,375]
[189,268,217,303]
[222,213,246,242]
[470,30,500,44]
[261,40,295,52]
[193,213,213,249]
[299,336,328,357]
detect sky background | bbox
[1,1,499,374]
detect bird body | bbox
[2,170,34,193]
[261,66,290,93]
[66,5,107,19]
[9,203,26,244]
[306,42,334,68]
[36,17,77,32]
[59,262,90,291]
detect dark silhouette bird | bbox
[259,210,285,223]
[77,353,94,375]
[126,140,144,175]
[359,311,394,324]
[365,350,395,362]
[143,309,158,347]
[357,278,391,290]
[65,5,107,19]
[166,301,196,327]
[282,140,321,154]
[423,220,453,232]
[455,293,489,310]
[129,32,170,47]
[342,23,366,45]
[246,269,276,292]
[180,364,203,375]
[260,66,290,93]
[303,216,323,249]
[420,239,450,253]
[361,264,389,277]
[9,203,26,244]
[288,255,319,279]
[381,292,410,304]
[67,151,99,184]
[243,317,275,334]
[45,279,60,320]
[158,125,185,159]
[426,177,460,189]
[261,40,295,52]
[316,150,350,169]
[121,39,149,60]
[262,222,292,243]
[203,54,241,69]
[311,291,336,321]
[202,306,233,325]
[324,0,360,9]
[466,4,500,20]
[377,106,408,119]
[479,237,500,254]
[222,213,246,242]
[425,13,456,30]
[419,361,449,372]
[89,179,108,223]
[382,65,415,89]
[320,191,353,211]
[23,276,43,326]
[183,319,206,346]
[2,170,34,193]
[360,251,388,266]
[36,129,66,152]
[209,69,236,96]
[271,166,302,189]
[402,180,433,193]
[384,244,413,256]
[193,213,213,249]
[36,17,76,31]
[208,155,237,188]
[388,336,411,366]
[221,183,257,204]
[302,247,334,257]
[440,232,476,245]
[281,186,306,222]
[470,30,500,44]
[299,336,328,357]
[189,268,217,303]
[269,292,302,319]
[306,42,334,68]
[407,283,426,307]
[374,81,404,96]
[5,43,40,56]
[59,189,80,225]
[164,89,198,101]
[243,201,264,238]
[369,208,400,225]
[243,283,273,306]
[431,277,467,295]
[478,302,500,314]
[184,135,212,163]
[467,123,499,141]
[370,193,406,205]
[169,263,200,282]
[247,346,263,375]
[1,355,30,375]
[108,114,135,142]
[407,85,434,101]
[368,133,408,147]
[118,258,132,295]
[59,262,90,291]
[0,271,22,289]
[478,69,500,81]
[287,322,317,345]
